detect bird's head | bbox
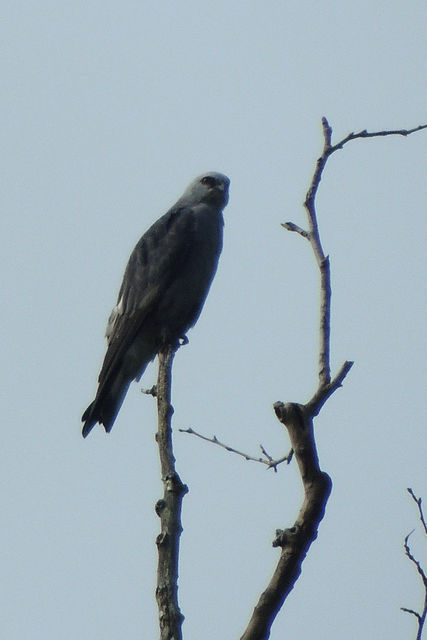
[181,172,230,209]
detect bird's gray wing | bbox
[97,205,197,387]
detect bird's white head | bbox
[181,172,230,209]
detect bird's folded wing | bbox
[97,205,196,386]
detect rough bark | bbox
[155,346,187,640]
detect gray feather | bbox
[82,172,230,437]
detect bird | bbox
[82,172,230,437]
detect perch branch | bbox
[155,346,188,640]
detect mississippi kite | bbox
[82,172,230,437]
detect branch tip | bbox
[321,117,332,148]
[282,221,310,239]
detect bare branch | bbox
[307,360,354,416]
[329,123,427,152]
[281,221,309,239]
[408,488,427,536]
[155,347,187,640]
[241,119,426,640]
[241,403,332,640]
[401,607,422,623]
[403,531,427,587]
[286,118,427,389]
[259,443,295,470]
[179,426,292,470]
[303,124,332,384]
[318,255,331,384]
[401,491,427,640]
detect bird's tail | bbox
[81,374,131,438]
[81,401,97,438]
[82,334,157,437]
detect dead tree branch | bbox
[401,489,427,640]
[240,119,426,640]
[155,346,188,640]
[241,404,332,640]
[179,426,293,470]
[408,488,427,536]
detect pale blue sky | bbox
[2,2,426,639]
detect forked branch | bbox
[240,404,332,640]
[401,488,427,640]
[179,426,293,470]
[283,118,426,390]
[240,119,426,640]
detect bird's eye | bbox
[201,176,217,188]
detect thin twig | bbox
[408,488,427,536]
[401,607,422,623]
[403,531,427,587]
[141,384,157,397]
[281,222,309,239]
[179,426,293,470]
[329,123,427,152]
[260,443,294,469]
[307,360,354,416]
